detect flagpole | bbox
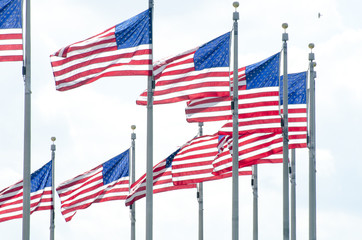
[308,43,317,240]
[22,0,31,239]
[130,125,136,240]
[281,23,290,240]
[290,149,296,240]
[252,165,258,240]
[146,1,154,240]
[50,137,56,240]
[197,122,204,240]
[232,2,239,240]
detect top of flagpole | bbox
[233,1,239,9]
[233,2,239,20]
[308,43,315,62]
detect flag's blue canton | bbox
[0,0,22,29]
[245,52,280,89]
[115,8,151,50]
[30,161,52,193]
[165,148,181,168]
[102,149,129,185]
[280,72,307,105]
[194,32,230,71]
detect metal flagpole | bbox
[290,149,296,240]
[308,43,317,240]
[281,23,290,240]
[252,165,258,240]
[231,2,239,240]
[146,1,154,239]
[130,125,136,240]
[197,122,204,240]
[50,137,56,240]
[22,0,31,239]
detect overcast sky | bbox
[0,0,361,239]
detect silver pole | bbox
[146,1,154,240]
[252,165,258,240]
[197,122,204,240]
[130,125,136,240]
[308,43,317,240]
[290,149,296,240]
[232,2,239,240]
[50,137,56,240]
[281,23,290,240]
[22,0,31,239]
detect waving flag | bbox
[57,150,129,222]
[171,134,251,185]
[280,71,308,148]
[50,9,152,91]
[0,0,23,62]
[186,53,281,135]
[136,32,231,105]
[125,149,196,207]
[212,133,283,175]
[0,161,52,222]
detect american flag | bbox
[57,150,129,222]
[0,0,23,62]
[50,9,152,91]
[186,53,282,135]
[280,71,308,148]
[171,134,251,185]
[125,149,196,207]
[136,32,231,105]
[218,71,308,149]
[212,133,284,175]
[0,161,52,222]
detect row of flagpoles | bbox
[0,0,318,240]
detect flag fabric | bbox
[280,71,308,148]
[212,72,308,174]
[0,161,52,222]
[186,53,281,135]
[212,133,283,175]
[0,0,23,62]
[50,9,152,91]
[57,150,129,222]
[171,134,251,185]
[136,32,231,105]
[219,72,308,148]
[125,149,196,206]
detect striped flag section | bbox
[280,71,308,148]
[136,32,231,105]
[125,149,196,206]
[57,150,129,222]
[218,72,308,148]
[212,133,284,175]
[0,0,23,62]
[50,9,152,91]
[186,53,282,135]
[172,134,251,185]
[0,161,52,222]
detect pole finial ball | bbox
[282,23,288,29]
[308,43,315,49]
[233,1,239,8]
[313,62,317,67]
[131,125,136,130]
[51,137,56,142]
